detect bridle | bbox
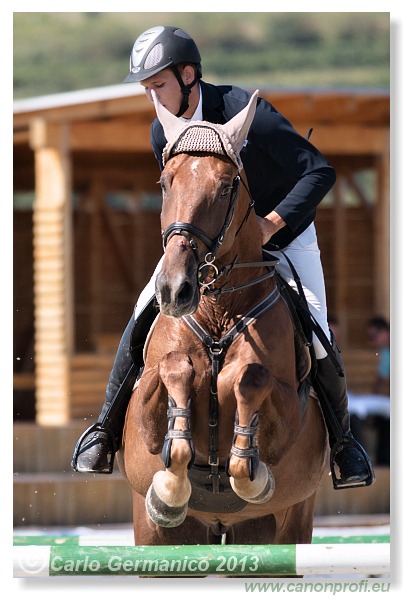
[162,172,241,268]
[161,171,277,296]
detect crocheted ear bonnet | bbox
[153,89,258,171]
[162,121,243,170]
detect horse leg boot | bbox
[146,352,195,528]
[71,298,158,473]
[314,336,375,489]
[227,363,275,504]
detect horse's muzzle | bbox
[156,270,200,318]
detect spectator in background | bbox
[367,315,390,465]
[330,314,390,466]
[367,316,390,397]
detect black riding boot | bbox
[314,337,375,489]
[71,298,158,474]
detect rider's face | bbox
[141,66,195,118]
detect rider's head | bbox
[123,26,202,118]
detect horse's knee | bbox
[234,364,271,431]
[236,364,271,403]
[159,352,194,390]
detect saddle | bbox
[275,271,314,387]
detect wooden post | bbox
[374,140,390,320]
[30,119,74,425]
[86,179,104,346]
[333,176,347,345]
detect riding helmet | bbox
[123,26,202,83]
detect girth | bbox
[187,465,248,513]
[181,285,281,493]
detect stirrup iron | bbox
[330,435,375,490]
[71,422,117,474]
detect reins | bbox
[198,176,279,295]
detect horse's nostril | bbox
[177,281,193,306]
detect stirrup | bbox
[330,435,375,490]
[71,422,118,473]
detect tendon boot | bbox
[71,298,158,474]
[313,336,375,490]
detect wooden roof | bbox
[14,84,390,157]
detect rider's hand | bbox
[256,212,286,245]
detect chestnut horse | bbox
[118,91,327,547]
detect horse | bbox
[118,90,328,548]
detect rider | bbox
[72,25,373,488]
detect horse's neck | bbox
[223,203,271,283]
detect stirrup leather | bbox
[330,435,375,490]
[71,422,118,474]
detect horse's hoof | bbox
[230,462,275,504]
[146,484,188,528]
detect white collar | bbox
[179,85,203,122]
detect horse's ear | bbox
[151,90,184,143]
[221,90,259,156]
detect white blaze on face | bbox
[190,158,201,174]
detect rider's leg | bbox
[270,224,373,487]
[71,258,163,474]
[314,332,374,486]
[71,299,157,473]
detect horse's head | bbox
[152,90,259,317]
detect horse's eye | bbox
[220,187,231,198]
[159,175,172,198]
[160,181,168,199]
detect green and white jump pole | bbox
[14,542,390,577]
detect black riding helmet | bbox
[123,26,202,117]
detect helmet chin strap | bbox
[171,65,199,118]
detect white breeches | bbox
[269,223,331,359]
[134,223,331,359]
[134,255,164,321]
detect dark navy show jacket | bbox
[151,81,336,249]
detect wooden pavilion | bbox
[13,84,390,425]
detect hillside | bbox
[13,12,389,99]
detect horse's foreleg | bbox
[146,351,195,528]
[228,363,275,504]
